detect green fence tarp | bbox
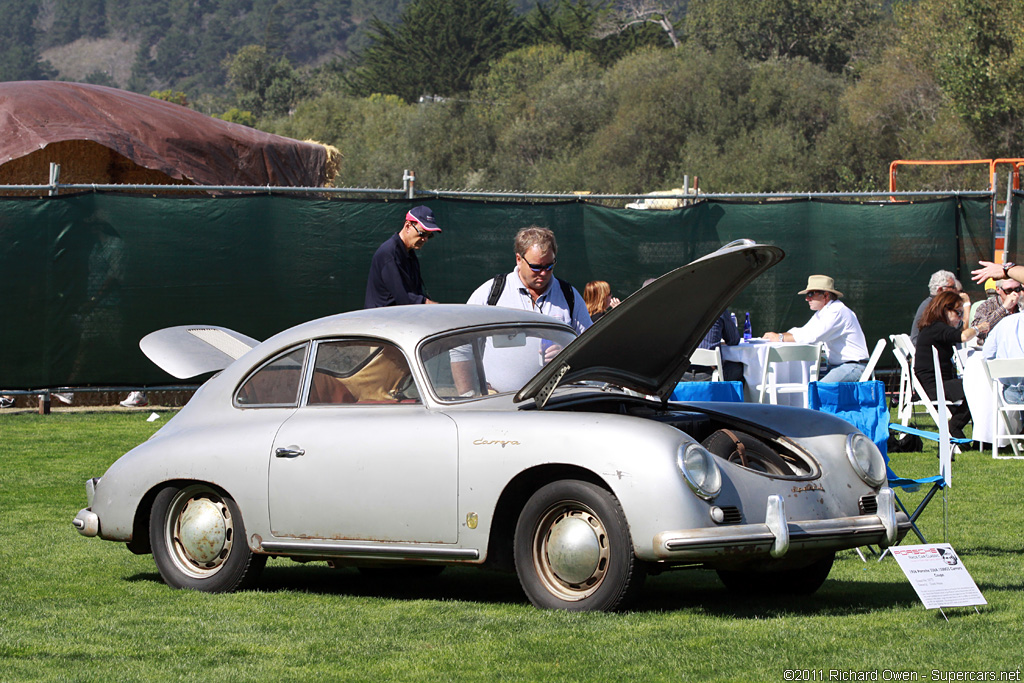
[1009,191,1024,260]
[0,193,993,388]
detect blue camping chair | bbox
[807,380,945,545]
[670,381,743,403]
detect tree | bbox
[685,0,885,74]
[150,90,190,107]
[0,1,57,81]
[472,45,608,189]
[225,45,305,119]
[575,46,754,192]
[593,0,681,49]
[523,0,672,66]
[345,0,523,102]
[266,93,421,187]
[817,47,980,191]
[896,0,1024,152]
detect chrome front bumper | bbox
[653,487,909,561]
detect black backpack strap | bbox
[557,277,575,319]
[486,273,505,306]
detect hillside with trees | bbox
[2,0,1023,193]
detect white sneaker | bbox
[120,391,149,407]
[54,392,73,405]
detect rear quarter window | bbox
[235,344,308,407]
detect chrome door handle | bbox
[275,445,305,458]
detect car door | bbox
[268,339,459,544]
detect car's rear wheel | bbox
[150,484,265,593]
[716,553,835,595]
[514,480,644,611]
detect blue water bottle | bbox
[743,312,752,340]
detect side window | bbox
[235,345,308,407]
[308,340,420,405]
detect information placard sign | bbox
[891,544,986,610]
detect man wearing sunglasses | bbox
[451,227,592,396]
[762,274,869,383]
[971,279,1021,342]
[364,205,441,308]
[466,226,592,335]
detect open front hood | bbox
[516,240,784,404]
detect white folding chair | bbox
[983,358,1024,459]
[890,334,915,424]
[953,346,967,377]
[756,343,822,407]
[890,333,953,426]
[689,347,724,381]
[858,338,887,382]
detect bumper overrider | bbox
[653,487,910,561]
[73,478,100,537]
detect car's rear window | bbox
[235,345,308,407]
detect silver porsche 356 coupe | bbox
[74,241,908,611]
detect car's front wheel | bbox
[716,553,835,595]
[514,480,645,611]
[150,484,266,593]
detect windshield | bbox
[420,325,577,401]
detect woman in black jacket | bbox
[914,291,989,439]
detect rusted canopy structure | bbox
[0,81,337,191]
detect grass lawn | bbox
[1,410,1022,682]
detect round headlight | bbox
[677,443,722,500]
[845,433,886,487]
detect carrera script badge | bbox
[473,438,520,448]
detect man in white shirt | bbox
[981,312,1024,405]
[762,274,869,382]
[453,226,592,394]
[465,226,592,333]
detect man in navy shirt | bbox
[364,205,442,308]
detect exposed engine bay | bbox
[549,394,818,479]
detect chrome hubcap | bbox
[533,504,610,601]
[167,487,233,578]
[546,514,601,584]
[179,498,227,564]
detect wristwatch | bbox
[1003,262,1016,277]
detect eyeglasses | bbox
[947,308,964,317]
[1001,286,1023,293]
[409,223,433,240]
[805,290,826,298]
[522,257,556,272]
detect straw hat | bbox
[797,274,843,298]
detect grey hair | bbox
[928,270,956,295]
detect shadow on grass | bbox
[124,561,929,616]
[126,565,531,607]
[635,570,925,616]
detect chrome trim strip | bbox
[259,540,480,560]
